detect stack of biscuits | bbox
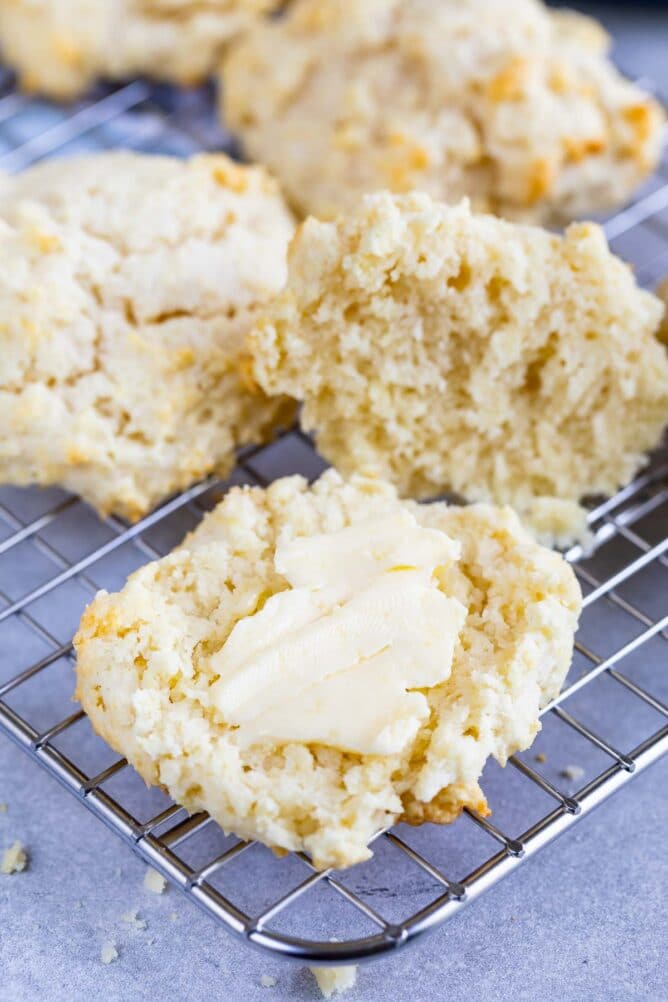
[1,0,666,870]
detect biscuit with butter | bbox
[75,470,581,870]
[250,192,668,544]
[222,0,664,223]
[0,152,294,521]
[0,0,281,99]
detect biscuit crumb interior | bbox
[251,193,668,533]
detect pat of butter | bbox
[210,511,466,756]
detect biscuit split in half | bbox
[0,0,281,99]
[75,471,582,870]
[0,152,295,520]
[250,191,668,544]
[222,0,665,223]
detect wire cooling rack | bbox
[0,68,667,966]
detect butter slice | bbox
[210,512,466,756]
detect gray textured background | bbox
[1,4,667,1001]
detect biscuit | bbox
[0,152,295,520]
[656,277,668,345]
[0,0,280,99]
[249,192,668,541]
[222,0,665,223]
[75,470,581,870]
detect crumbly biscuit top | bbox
[222,0,665,222]
[0,0,279,97]
[0,152,294,519]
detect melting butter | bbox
[210,511,466,755]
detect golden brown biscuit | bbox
[0,0,281,98]
[222,0,665,223]
[0,152,295,520]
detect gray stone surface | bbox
[1,737,666,1002]
[1,4,667,1001]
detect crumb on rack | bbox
[143,867,167,894]
[560,765,585,781]
[522,497,592,551]
[121,909,147,930]
[100,942,118,965]
[1,840,28,874]
[535,752,547,764]
[309,965,358,998]
[260,974,277,988]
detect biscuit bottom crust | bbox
[75,472,581,870]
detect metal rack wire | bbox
[0,69,666,965]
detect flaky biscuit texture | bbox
[250,192,668,539]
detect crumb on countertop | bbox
[100,942,118,965]
[309,965,358,999]
[121,909,147,930]
[1,840,28,874]
[169,911,177,922]
[0,803,8,813]
[535,752,547,764]
[143,867,167,894]
[560,765,585,781]
[260,974,277,988]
